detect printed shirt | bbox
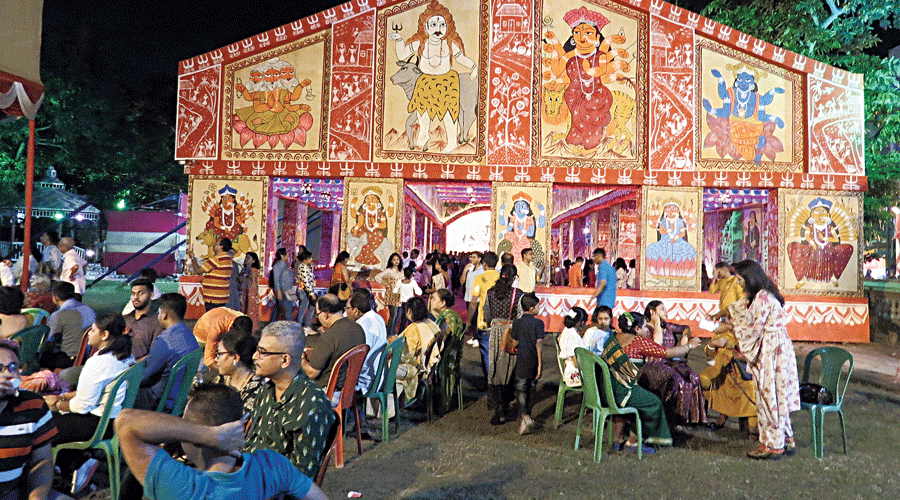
[244,373,336,478]
[710,275,744,315]
[200,252,234,305]
[0,391,58,497]
[623,336,668,360]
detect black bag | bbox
[734,359,753,381]
[799,382,834,405]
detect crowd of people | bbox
[0,229,805,500]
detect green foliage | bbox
[0,72,185,211]
[701,0,900,248]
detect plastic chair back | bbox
[428,334,466,418]
[802,347,853,407]
[73,327,92,367]
[325,344,370,406]
[11,324,49,373]
[156,347,203,415]
[21,308,50,327]
[366,336,405,398]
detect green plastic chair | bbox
[21,307,50,327]
[11,324,49,373]
[800,347,853,458]
[427,334,466,420]
[574,347,644,461]
[52,360,145,500]
[360,336,406,442]
[553,333,582,429]
[155,347,203,416]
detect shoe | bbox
[623,442,656,455]
[490,411,506,426]
[747,446,783,460]
[71,458,99,495]
[467,339,479,348]
[518,417,535,435]
[706,422,725,431]
[784,438,796,456]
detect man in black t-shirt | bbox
[511,293,545,435]
[302,294,365,389]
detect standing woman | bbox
[239,251,261,333]
[269,248,295,322]
[724,259,799,460]
[295,250,317,327]
[45,313,134,494]
[330,251,351,288]
[614,258,628,289]
[483,264,524,425]
[376,253,404,337]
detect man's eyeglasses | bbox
[0,362,21,375]
[256,347,288,357]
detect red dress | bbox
[563,50,613,149]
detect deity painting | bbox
[188,177,266,261]
[782,192,861,294]
[697,42,801,171]
[492,183,552,268]
[742,206,763,262]
[342,178,404,270]
[377,0,485,160]
[642,187,702,291]
[223,33,329,160]
[536,0,646,168]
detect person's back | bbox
[306,316,365,388]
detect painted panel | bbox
[222,32,330,161]
[176,65,221,160]
[697,37,802,171]
[487,0,534,165]
[808,74,865,175]
[641,186,702,291]
[535,0,647,169]
[329,10,376,162]
[649,15,693,171]
[780,190,862,296]
[341,177,404,269]
[187,176,267,263]
[618,199,637,262]
[491,182,552,267]
[374,0,488,163]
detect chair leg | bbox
[574,403,586,450]
[380,396,390,443]
[634,413,643,461]
[334,409,346,468]
[594,412,606,463]
[812,408,824,459]
[457,376,464,411]
[353,404,363,457]
[555,387,566,429]
[837,410,848,454]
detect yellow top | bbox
[471,269,500,330]
[710,275,743,316]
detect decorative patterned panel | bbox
[808,74,865,175]
[329,10,376,162]
[649,15,693,171]
[176,65,221,160]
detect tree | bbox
[699,0,900,248]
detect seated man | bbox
[116,383,328,500]
[125,278,164,360]
[122,268,162,316]
[0,339,73,500]
[43,281,95,369]
[303,294,365,389]
[136,293,199,411]
[246,321,335,478]
[345,288,387,394]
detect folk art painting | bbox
[697,38,802,171]
[641,187,702,291]
[535,0,647,169]
[222,32,330,161]
[188,176,266,261]
[780,190,861,295]
[375,0,488,162]
[341,177,404,270]
[491,183,552,268]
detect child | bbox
[511,293,545,435]
[393,265,422,335]
[557,307,588,388]
[583,305,613,355]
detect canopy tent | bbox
[0,0,45,291]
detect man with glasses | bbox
[0,339,70,500]
[244,321,335,478]
[302,294,365,389]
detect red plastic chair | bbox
[324,343,370,468]
[73,327,93,367]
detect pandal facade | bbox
[175,0,869,341]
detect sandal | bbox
[747,445,783,460]
[783,438,796,456]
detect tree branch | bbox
[820,0,844,29]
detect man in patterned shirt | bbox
[245,321,336,478]
[187,238,234,312]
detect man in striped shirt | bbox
[0,339,62,500]
[187,238,234,312]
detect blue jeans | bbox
[297,291,312,326]
[474,329,490,381]
[272,297,295,322]
[386,305,399,337]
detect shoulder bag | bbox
[500,292,519,355]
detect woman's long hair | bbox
[95,313,132,361]
[643,300,666,329]
[269,248,287,285]
[219,328,258,370]
[334,250,350,265]
[733,259,784,306]
[245,251,261,270]
[386,252,402,272]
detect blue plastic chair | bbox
[800,347,853,458]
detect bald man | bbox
[58,237,87,297]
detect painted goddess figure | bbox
[787,197,853,288]
[349,186,395,268]
[497,192,546,266]
[388,0,477,153]
[645,200,697,278]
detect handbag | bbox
[799,382,834,405]
[500,293,519,355]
